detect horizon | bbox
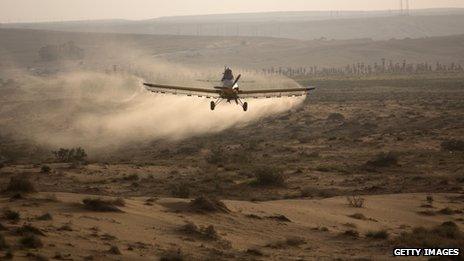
[1,0,464,23]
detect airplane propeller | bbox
[233,74,241,88]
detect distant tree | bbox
[52,147,87,163]
[38,41,84,61]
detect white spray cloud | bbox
[2,60,305,152]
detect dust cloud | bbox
[1,61,305,152]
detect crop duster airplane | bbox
[143,67,315,111]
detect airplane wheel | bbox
[243,102,248,112]
[210,101,215,111]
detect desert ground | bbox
[0,26,463,260]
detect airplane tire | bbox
[243,102,248,112]
[210,101,215,111]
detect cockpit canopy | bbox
[222,67,234,81]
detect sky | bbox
[1,0,464,23]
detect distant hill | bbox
[3,9,464,41]
[1,28,463,70]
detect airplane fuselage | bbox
[215,71,240,102]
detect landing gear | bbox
[243,102,248,111]
[211,98,222,111]
[237,98,248,112]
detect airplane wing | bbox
[143,83,221,98]
[238,86,315,99]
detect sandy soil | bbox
[1,192,462,260]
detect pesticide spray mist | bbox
[1,60,305,152]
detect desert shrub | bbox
[171,182,190,198]
[366,152,398,167]
[19,234,43,248]
[180,222,198,235]
[346,196,365,208]
[15,224,45,236]
[426,195,434,204]
[40,165,51,173]
[206,148,226,165]
[123,174,138,181]
[366,230,389,239]
[3,209,20,221]
[0,233,9,250]
[29,253,49,261]
[52,147,87,163]
[267,236,306,248]
[189,196,230,213]
[111,197,126,207]
[348,213,367,220]
[202,225,218,239]
[5,176,36,193]
[179,222,219,240]
[285,236,306,246]
[160,248,185,261]
[441,139,464,152]
[82,198,122,212]
[58,224,73,231]
[300,187,339,198]
[41,193,59,202]
[438,207,461,215]
[252,166,285,186]
[108,245,121,255]
[394,221,464,248]
[246,248,263,256]
[342,229,359,238]
[327,113,345,122]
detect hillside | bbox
[1,28,464,70]
[3,9,464,41]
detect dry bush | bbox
[206,148,226,165]
[15,224,45,236]
[27,252,49,261]
[426,195,434,204]
[366,230,389,239]
[111,197,126,207]
[40,165,51,173]
[366,152,398,167]
[327,113,345,122]
[441,139,464,152]
[348,213,367,220]
[3,208,20,222]
[160,248,185,261]
[53,147,87,163]
[285,236,306,246]
[346,196,365,208]
[394,221,464,248]
[342,229,360,238]
[171,182,190,198]
[189,196,230,213]
[19,234,43,248]
[179,222,219,240]
[252,166,285,187]
[108,245,121,255]
[266,236,306,248]
[437,207,462,215]
[122,174,138,181]
[300,187,340,198]
[5,176,36,194]
[82,198,122,212]
[246,248,263,256]
[58,224,73,231]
